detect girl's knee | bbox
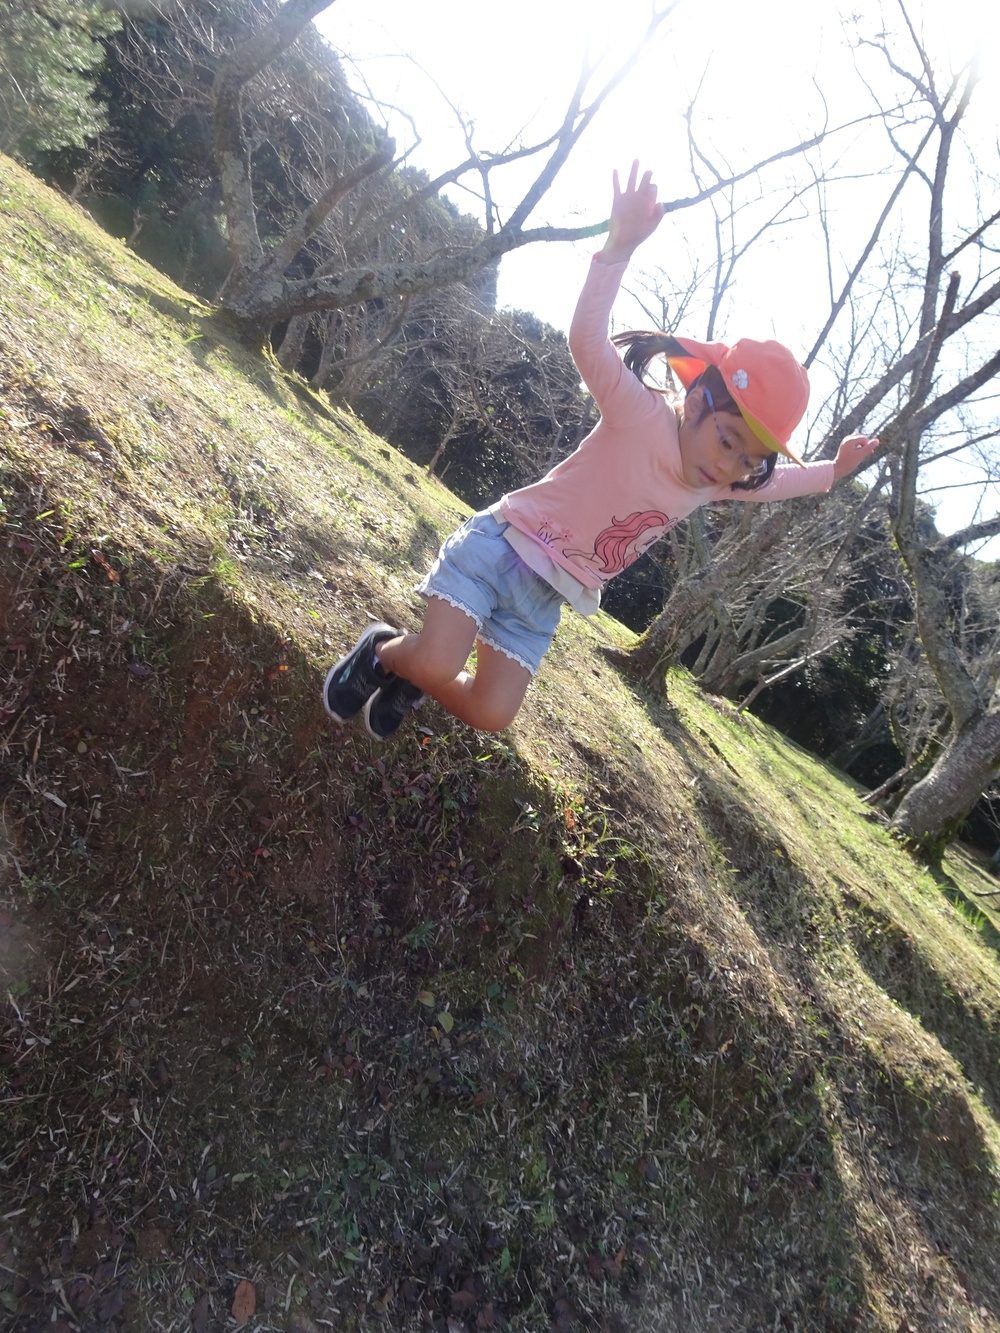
[415,653,470,693]
[469,698,521,732]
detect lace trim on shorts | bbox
[476,633,536,677]
[419,590,536,677]
[420,587,483,629]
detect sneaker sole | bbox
[323,622,396,722]
[362,687,391,740]
[362,684,426,741]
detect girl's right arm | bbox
[568,163,666,422]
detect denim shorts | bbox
[416,510,563,675]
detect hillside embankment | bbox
[3,156,1000,1333]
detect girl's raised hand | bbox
[833,434,879,479]
[599,160,663,264]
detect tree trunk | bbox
[276,313,311,370]
[888,708,1000,857]
[627,507,794,677]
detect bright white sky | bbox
[320,0,1000,549]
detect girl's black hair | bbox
[610,330,777,492]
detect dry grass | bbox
[2,154,1000,1333]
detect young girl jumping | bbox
[324,161,879,740]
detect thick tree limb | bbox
[230,220,609,327]
[934,513,1000,555]
[910,346,1000,437]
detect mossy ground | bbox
[2,156,1000,1333]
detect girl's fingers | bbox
[613,162,658,199]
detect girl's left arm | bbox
[735,435,879,503]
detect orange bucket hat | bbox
[663,335,810,466]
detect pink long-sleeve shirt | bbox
[495,256,833,615]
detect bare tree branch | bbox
[934,513,1000,555]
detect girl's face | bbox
[678,389,772,489]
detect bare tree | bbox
[618,7,1000,859]
[202,0,683,343]
[273,163,488,395]
[853,23,1000,853]
[126,0,857,352]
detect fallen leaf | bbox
[417,990,435,1007]
[98,1287,125,1321]
[553,1296,577,1331]
[91,550,120,582]
[232,1279,256,1325]
[370,1286,394,1316]
[410,1241,434,1269]
[602,1245,625,1277]
[136,1226,168,1259]
[68,1277,95,1311]
[191,1294,211,1333]
[437,1010,454,1033]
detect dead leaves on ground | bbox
[231,1279,256,1325]
[586,1245,625,1282]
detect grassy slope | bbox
[2,155,1000,1333]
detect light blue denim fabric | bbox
[416,510,563,675]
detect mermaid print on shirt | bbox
[560,510,677,579]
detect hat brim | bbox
[736,405,805,468]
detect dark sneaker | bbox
[323,622,397,722]
[363,675,426,740]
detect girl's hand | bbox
[599,160,663,264]
[833,434,879,479]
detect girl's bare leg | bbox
[377,596,532,732]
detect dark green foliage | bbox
[43,6,230,294]
[354,306,595,507]
[600,545,673,632]
[44,0,392,297]
[0,0,121,162]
